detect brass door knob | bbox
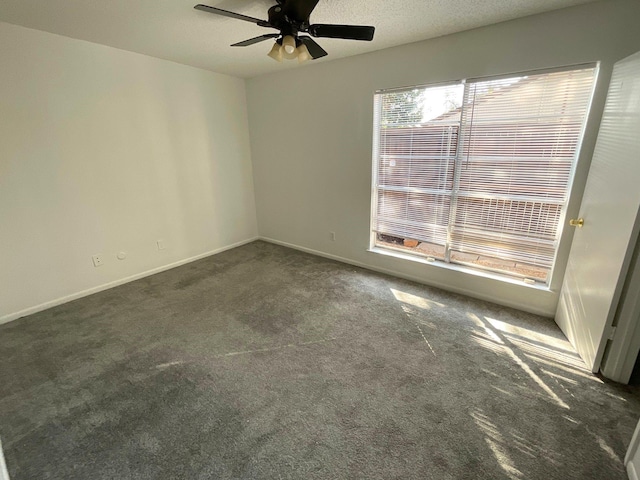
[569,218,584,228]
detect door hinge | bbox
[607,325,617,341]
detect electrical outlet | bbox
[330,231,336,241]
[157,239,165,251]
[92,254,103,267]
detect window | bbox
[371,66,597,285]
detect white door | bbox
[555,51,640,373]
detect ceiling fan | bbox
[194,0,375,63]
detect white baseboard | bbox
[258,236,552,317]
[0,237,259,325]
[1,235,551,326]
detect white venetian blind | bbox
[372,66,596,282]
[373,84,464,247]
[451,67,596,269]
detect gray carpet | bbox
[1,240,639,479]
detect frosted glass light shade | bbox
[297,43,311,63]
[282,35,296,55]
[267,42,283,62]
[283,48,298,60]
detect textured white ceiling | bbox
[0,0,597,78]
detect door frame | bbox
[601,233,640,383]
[626,416,640,480]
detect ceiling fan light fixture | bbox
[195,2,376,65]
[282,35,296,55]
[297,43,311,64]
[267,42,283,62]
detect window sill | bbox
[367,247,551,292]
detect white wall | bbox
[247,0,640,317]
[0,22,257,322]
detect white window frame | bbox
[369,64,599,287]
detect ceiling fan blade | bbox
[283,0,321,22]
[231,34,280,47]
[309,24,375,41]
[299,36,328,59]
[194,4,266,25]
